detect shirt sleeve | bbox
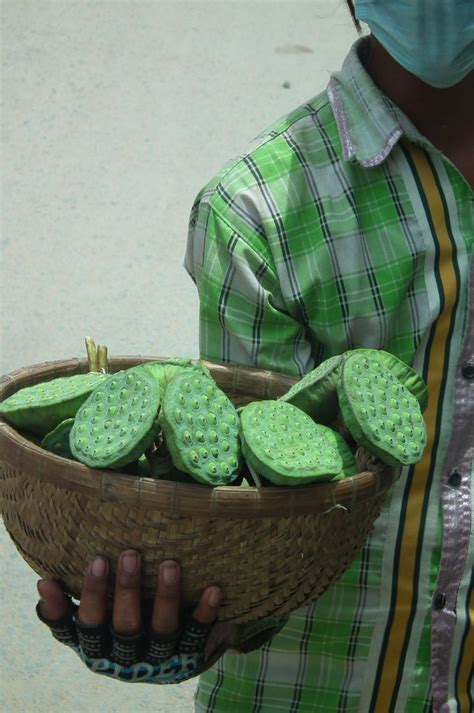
[184,196,314,378]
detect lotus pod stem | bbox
[85,337,109,374]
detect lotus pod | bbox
[159,371,241,486]
[41,418,76,459]
[240,400,343,486]
[279,354,343,423]
[141,359,212,394]
[337,352,427,466]
[346,349,428,412]
[70,367,161,469]
[0,372,110,436]
[321,427,358,479]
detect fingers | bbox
[150,561,222,635]
[151,561,181,635]
[112,550,142,635]
[193,585,222,625]
[79,550,144,635]
[38,552,223,648]
[77,556,110,626]
[37,579,70,621]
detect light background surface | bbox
[1,2,357,711]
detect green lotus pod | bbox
[0,372,110,436]
[279,354,343,423]
[41,418,76,459]
[159,371,241,486]
[321,427,358,478]
[346,349,428,412]
[70,367,161,469]
[337,352,427,466]
[240,400,343,486]
[141,359,212,394]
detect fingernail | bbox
[162,562,178,585]
[121,551,139,574]
[91,557,106,577]
[208,587,221,607]
[37,580,45,599]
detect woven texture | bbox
[0,357,398,623]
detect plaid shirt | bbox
[185,37,473,713]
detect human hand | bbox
[35,550,225,683]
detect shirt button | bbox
[448,470,462,487]
[461,361,474,379]
[434,592,446,610]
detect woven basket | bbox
[0,356,398,624]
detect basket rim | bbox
[0,356,399,517]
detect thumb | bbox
[37,579,70,622]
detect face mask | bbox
[354,0,474,88]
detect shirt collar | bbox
[327,37,427,167]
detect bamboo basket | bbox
[0,356,399,624]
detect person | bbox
[36,1,473,711]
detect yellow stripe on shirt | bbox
[371,141,460,713]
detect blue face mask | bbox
[354,0,474,88]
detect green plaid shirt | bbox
[185,38,473,713]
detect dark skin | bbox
[37,553,230,659]
[366,36,474,190]
[37,32,473,661]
